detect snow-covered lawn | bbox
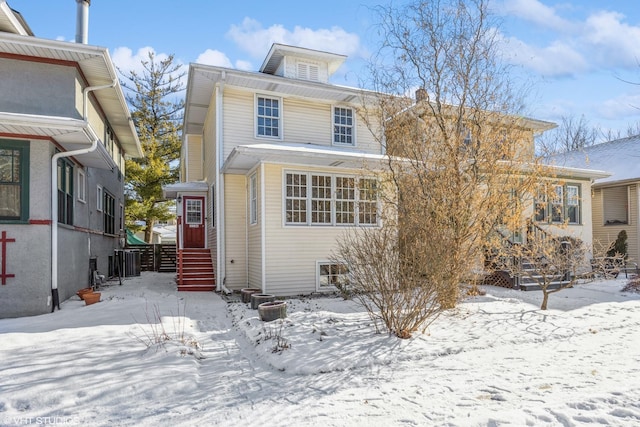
[1,272,640,426]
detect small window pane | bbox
[333,107,354,145]
[257,96,280,137]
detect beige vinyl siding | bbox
[202,86,218,183]
[220,87,382,159]
[223,174,248,289]
[185,135,203,181]
[247,167,263,289]
[222,88,255,160]
[202,85,219,272]
[593,184,639,264]
[284,98,331,144]
[262,163,371,296]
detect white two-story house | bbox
[164,44,388,295]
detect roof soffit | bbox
[0,32,142,158]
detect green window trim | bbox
[0,139,29,223]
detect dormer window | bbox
[297,61,319,81]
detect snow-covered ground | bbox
[1,272,640,426]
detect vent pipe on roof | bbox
[75,0,90,44]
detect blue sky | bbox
[7,0,640,138]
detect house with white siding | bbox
[166,43,608,296]
[0,1,142,317]
[164,44,389,295]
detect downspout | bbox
[260,162,266,292]
[50,80,116,311]
[215,73,225,292]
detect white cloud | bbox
[195,49,233,67]
[583,11,640,68]
[598,92,640,120]
[111,46,174,75]
[226,17,362,59]
[496,0,573,32]
[110,46,188,90]
[496,2,640,76]
[235,60,253,71]
[499,34,587,77]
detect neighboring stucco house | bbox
[0,1,143,317]
[165,43,607,296]
[549,135,640,263]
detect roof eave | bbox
[0,32,143,158]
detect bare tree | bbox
[599,122,640,142]
[493,229,586,310]
[332,0,554,338]
[537,115,599,155]
[350,0,546,314]
[332,222,442,338]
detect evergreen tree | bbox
[120,52,185,243]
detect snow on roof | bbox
[547,135,640,185]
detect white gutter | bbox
[50,80,116,311]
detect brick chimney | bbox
[415,88,428,103]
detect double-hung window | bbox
[77,169,86,203]
[285,173,307,224]
[535,183,581,225]
[311,175,332,224]
[256,95,281,138]
[335,177,355,225]
[57,158,74,225]
[566,185,580,224]
[0,140,29,222]
[358,178,378,225]
[333,107,354,146]
[103,191,115,234]
[551,185,563,223]
[285,172,378,226]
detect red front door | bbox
[183,196,205,248]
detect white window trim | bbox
[249,173,258,225]
[119,203,124,232]
[255,94,283,140]
[283,170,379,227]
[77,169,86,203]
[331,105,356,147]
[566,185,580,225]
[316,260,349,292]
[96,185,103,212]
[311,173,332,225]
[185,198,203,225]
